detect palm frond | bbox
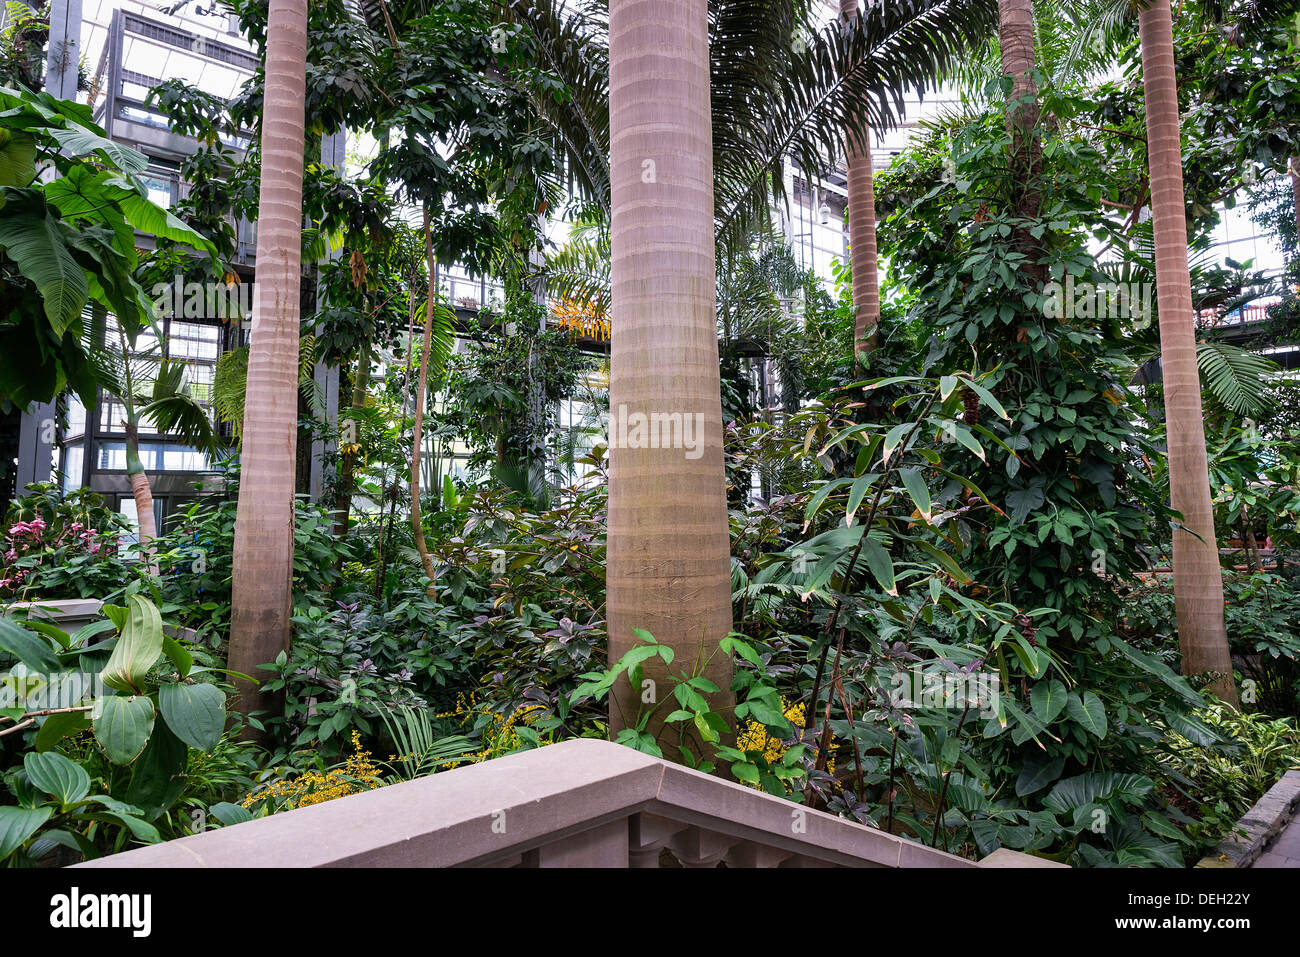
[1196,341,1279,417]
[377,704,475,781]
[137,357,222,455]
[713,0,1000,257]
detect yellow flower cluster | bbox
[551,296,610,342]
[242,731,385,812]
[734,699,836,792]
[440,693,549,762]
[736,699,806,766]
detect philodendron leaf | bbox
[100,594,163,694]
[1015,755,1065,796]
[93,694,155,765]
[24,751,90,806]
[1030,680,1068,724]
[0,128,36,187]
[1066,690,1107,739]
[158,681,225,753]
[0,805,53,860]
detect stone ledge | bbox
[1196,768,1300,868]
[77,739,996,868]
[976,848,1068,868]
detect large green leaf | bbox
[1042,772,1153,813]
[47,124,148,175]
[1109,636,1202,705]
[210,802,253,827]
[0,128,36,187]
[1029,679,1068,724]
[0,191,88,336]
[107,174,218,259]
[898,468,933,521]
[24,751,90,806]
[1015,754,1064,796]
[1164,706,1220,746]
[34,709,90,752]
[80,796,161,844]
[100,594,164,694]
[1066,690,1107,739]
[0,806,53,860]
[125,719,189,819]
[158,681,225,753]
[93,694,156,765]
[860,536,897,596]
[0,616,62,674]
[43,164,136,253]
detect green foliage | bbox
[1165,704,1300,833]
[0,84,217,407]
[0,594,234,864]
[0,484,142,601]
[438,289,591,490]
[0,2,47,90]
[150,480,354,648]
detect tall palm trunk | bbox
[124,430,157,543]
[112,315,158,562]
[1000,0,1043,251]
[410,206,437,598]
[607,0,733,757]
[999,0,1037,108]
[228,0,309,724]
[840,0,880,363]
[1139,0,1236,704]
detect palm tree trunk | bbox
[1000,0,1043,252]
[607,0,733,758]
[409,206,437,598]
[1138,0,1237,704]
[840,0,880,363]
[123,429,157,544]
[999,0,1037,107]
[228,0,309,725]
[114,318,158,565]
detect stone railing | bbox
[78,738,1061,868]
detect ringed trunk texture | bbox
[999,0,1043,258]
[840,0,880,363]
[607,0,734,759]
[123,423,158,573]
[409,207,437,598]
[998,0,1037,106]
[228,0,309,725]
[1138,0,1237,704]
[127,468,157,544]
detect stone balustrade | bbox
[78,738,1063,868]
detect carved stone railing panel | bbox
[76,739,1062,869]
